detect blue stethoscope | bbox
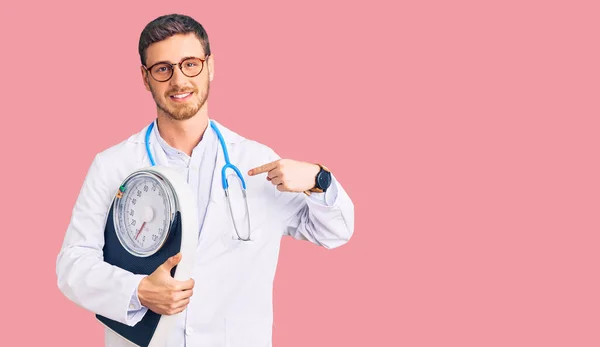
[145,120,252,241]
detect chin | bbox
[165,104,201,121]
[155,92,208,121]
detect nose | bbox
[169,65,188,86]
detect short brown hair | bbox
[138,13,211,66]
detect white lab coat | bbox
[56,120,354,347]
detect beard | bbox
[150,80,210,121]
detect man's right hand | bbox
[137,252,195,315]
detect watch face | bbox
[317,171,331,189]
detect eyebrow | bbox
[148,56,203,66]
[180,56,200,62]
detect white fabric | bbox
[56,119,354,347]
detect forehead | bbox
[145,33,206,66]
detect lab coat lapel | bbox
[197,123,230,248]
[144,123,171,169]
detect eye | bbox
[151,64,171,74]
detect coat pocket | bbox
[220,192,275,247]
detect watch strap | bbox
[304,164,330,196]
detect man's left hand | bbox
[248,159,320,192]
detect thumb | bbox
[161,252,182,271]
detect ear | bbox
[140,66,150,91]
[207,54,215,82]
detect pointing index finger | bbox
[248,160,278,176]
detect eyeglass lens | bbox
[150,58,204,81]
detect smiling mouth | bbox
[169,92,193,101]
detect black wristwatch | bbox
[309,164,332,193]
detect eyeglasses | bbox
[143,56,209,82]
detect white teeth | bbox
[172,93,191,99]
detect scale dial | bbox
[113,171,177,257]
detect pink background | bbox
[2,0,599,346]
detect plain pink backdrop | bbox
[1,0,599,346]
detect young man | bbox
[56,13,354,347]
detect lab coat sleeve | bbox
[267,149,355,249]
[127,289,149,321]
[306,177,340,207]
[56,152,148,326]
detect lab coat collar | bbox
[131,118,246,147]
[209,119,245,144]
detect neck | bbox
[156,108,209,156]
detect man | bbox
[56,13,354,347]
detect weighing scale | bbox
[96,165,198,347]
